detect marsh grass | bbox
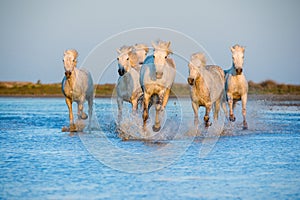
[0,80,299,97]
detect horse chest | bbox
[63,82,83,101]
[227,75,248,100]
[191,87,210,106]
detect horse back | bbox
[206,65,225,83]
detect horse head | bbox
[187,52,206,85]
[231,44,245,75]
[152,40,172,79]
[117,46,138,76]
[134,43,149,65]
[63,49,78,79]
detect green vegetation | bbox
[248,80,300,95]
[0,80,299,97]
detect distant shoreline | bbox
[1,94,300,101]
[1,81,300,101]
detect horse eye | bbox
[153,55,155,58]
[117,58,119,61]
[165,56,167,59]
[127,57,129,60]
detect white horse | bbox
[140,40,176,131]
[116,45,145,122]
[224,44,248,129]
[62,49,94,131]
[134,43,149,66]
[187,52,226,127]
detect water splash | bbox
[117,105,186,141]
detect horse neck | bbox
[132,65,141,72]
[194,70,205,90]
[67,68,78,88]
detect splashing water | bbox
[117,101,184,141]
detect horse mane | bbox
[128,50,139,67]
[64,49,78,59]
[117,45,132,55]
[166,58,176,69]
[152,40,172,55]
[134,43,149,54]
[231,44,245,53]
[190,52,207,67]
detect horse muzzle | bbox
[187,77,194,85]
[65,71,72,78]
[118,68,125,76]
[156,72,163,79]
[236,68,243,75]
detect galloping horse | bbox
[133,43,149,66]
[187,52,226,127]
[116,45,145,122]
[224,44,248,129]
[62,49,94,131]
[140,40,176,131]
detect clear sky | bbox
[0,0,299,84]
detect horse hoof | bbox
[80,113,88,120]
[152,125,161,132]
[61,126,70,132]
[229,116,236,122]
[243,122,248,130]
[205,122,212,128]
[69,125,77,132]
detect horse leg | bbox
[66,98,76,132]
[191,101,199,127]
[161,88,171,110]
[143,93,150,130]
[221,91,228,118]
[241,94,248,130]
[152,96,162,132]
[88,95,93,130]
[227,94,236,122]
[78,103,88,120]
[204,104,212,128]
[213,99,221,121]
[117,97,123,123]
[131,98,138,115]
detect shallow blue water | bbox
[0,97,299,199]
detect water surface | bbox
[0,97,299,199]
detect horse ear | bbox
[73,50,78,59]
[116,48,121,54]
[144,46,149,53]
[167,41,171,48]
[242,47,245,53]
[230,46,235,53]
[151,41,157,49]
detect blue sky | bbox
[0,0,299,84]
